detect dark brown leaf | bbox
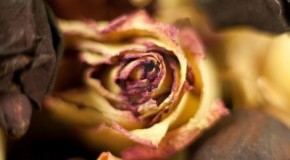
[189,109,290,160]
[0,93,32,138]
[0,0,62,137]
[195,0,290,33]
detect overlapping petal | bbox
[208,27,290,128]
[44,10,228,159]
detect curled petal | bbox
[121,57,229,159]
[97,152,121,160]
[178,27,204,60]
[44,89,142,129]
[44,10,228,159]
[122,100,229,159]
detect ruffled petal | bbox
[121,56,229,159]
[44,10,228,159]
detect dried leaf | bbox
[0,0,62,137]
[196,0,290,33]
[189,109,290,160]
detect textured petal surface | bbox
[44,10,228,159]
[122,58,229,159]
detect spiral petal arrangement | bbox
[44,10,228,159]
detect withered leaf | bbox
[195,0,290,33]
[0,0,62,137]
[189,109,290,160]
[46,0,156,21]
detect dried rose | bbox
[44,10,228,159]
[208,28,290,127]
[258,33,290,127]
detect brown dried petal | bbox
[189,109,290,160]
[196,0,290,33]
[0,0,62,137]
[0,93,32,138]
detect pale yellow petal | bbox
[257,78,290,113]
[56,89,142,130]
[122,99,229,159]
[78,40,145,57]
[44,88,142,130]
[213,27,274,108]
[258,33,290,127]
[44,96,105,127]
[262,33,290,99]
[79,124,135,154]
[117,57,221,147]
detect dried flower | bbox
[44,10,228,159]
[0,0,62,137]
[209,27,290,127]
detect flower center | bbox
[116,57,162,105]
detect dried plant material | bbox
[196,0,290,33]
[209,28,274,108]
[155,0,213,41]
[258,33,290,127]
[190,109,290,160]
[208,27,290,127]
[44,10,228,159]
[0,0,62,137]
[97,152,122,160]
[260,34,290,109]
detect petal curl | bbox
[44,10,228,159]
[120,57,229,159]
[122,99,229,159]
[44,88,142,130]
[97,152,121,160]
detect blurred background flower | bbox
[207,28,290,127]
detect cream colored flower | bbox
[210,27,290,127]
[44,10,228,159]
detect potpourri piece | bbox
[189,109,290,160]
[196,0,290,33]
[0,0,62,137]
[44,10,228,159]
